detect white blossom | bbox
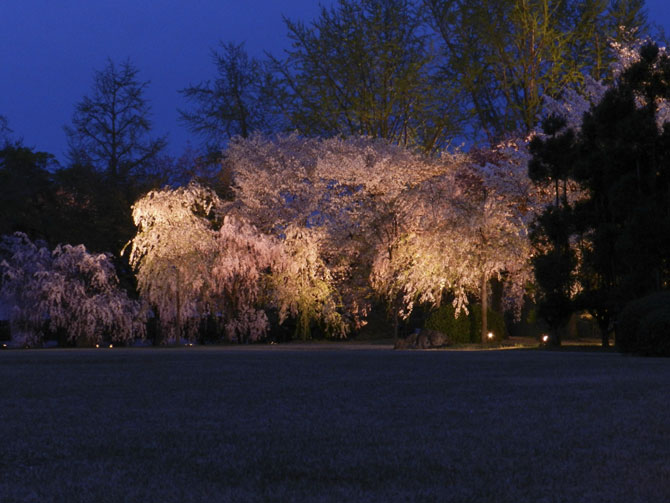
[127,182,346,342]
[0,233,145,346]
[228,134,537,326]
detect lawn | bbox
[1,345,668,502]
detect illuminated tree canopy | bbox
[0,233,145,346]
[226,134,537,336]
[126,183,344,342]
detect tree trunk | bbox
[393,310,399,341]
[175,267,181,345]
[549,325,563,346]
[481,272,488,344]
[598,317,609,348]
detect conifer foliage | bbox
[529,42,670,346]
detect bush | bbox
[425,304,471,343]
[637,310,670,357]
[617,292,670,356]
[425,303,507,344]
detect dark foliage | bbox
[617,291,670,356]
[179,42,285,154]
[528,118,577,344]
[572,43,670,341]
[65,58,167,181]
[529,43,670,347]
[425,303,506,344]
[0,142,60,243]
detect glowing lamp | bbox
[95,344,99,348]
[541,334,549,343]
[487,332,494,340]
[109,344,113,348]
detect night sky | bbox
[1,0,669,163]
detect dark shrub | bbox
[637,309,670,356]
[425,303,471,343]
[425,303,507,343]
[617,292,670,356]
[0,320,9,341]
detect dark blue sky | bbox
[1,0,669,164]
[1,0,333,162]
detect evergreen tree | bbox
[573,43,670,343]
[0,142,59,243]
[528,116,577,345]
[529,42,670,347]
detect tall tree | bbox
[573,42,670,343]
[424,0,648,142]
[65,58,167,182]
[273,0,462,152]
[179,42,284,153]
[64,59,167,253]
[528,116,579,345]
[529,42,670,346]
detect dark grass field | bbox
[1,345,669,502]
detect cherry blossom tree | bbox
[0,232,145,346]
[226,134,537,339]
[209,216,283,342]
[269,225,345,339]
[370,139,537,341]
[126,182,346,342]
[226,134,455,335]
[126,183,273,343]
[541,34,670,135]
[456,140,536,341]
[125,183,217,343]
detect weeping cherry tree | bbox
[0,232,145,346]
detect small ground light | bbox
[109,344,113,348]
[95,344,99,348]
[542,334,549,343]
[487,332,494,340]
